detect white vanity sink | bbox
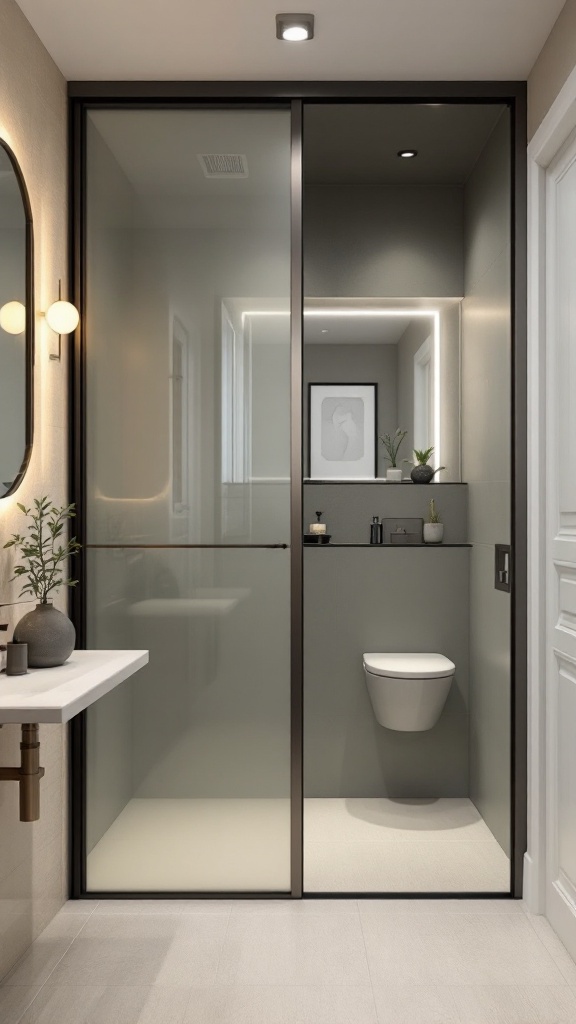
[0,649,148,723]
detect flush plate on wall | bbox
[495,544,512,593]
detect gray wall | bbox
[462,110,511,855]
[304,186,464,297]
[304,547,470,798]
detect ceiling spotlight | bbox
[398,150,418,159]
[276,13,314,41]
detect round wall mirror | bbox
[0,139,33,497]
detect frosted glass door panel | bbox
[85,109,291,546]
[85,548,291,892]
[84,108,293,893]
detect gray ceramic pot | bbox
[14,602,75,668]
[411,463,435,483]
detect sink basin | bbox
[0,649,148,724]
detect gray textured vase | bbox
[411,463,435,483]
[14,603,75,668]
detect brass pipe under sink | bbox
[0,723,45,821]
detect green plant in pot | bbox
[423,498,444,544]
[379,428,408,481]
[406,446,446,484]
[4,498,81,667]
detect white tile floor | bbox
[87,797,509,894]
[1,898,576,1023]
[304,798,510,892]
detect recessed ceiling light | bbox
[276,13,314,41]
[398,150,418,159]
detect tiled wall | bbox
[0,0,68,981]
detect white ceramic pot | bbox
[423,522,444,544]
[386,467,403,482]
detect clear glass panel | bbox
[84,109,292,892]
[85,109,291,546]
[302,102,511,894]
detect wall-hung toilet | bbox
[363,653,455,732]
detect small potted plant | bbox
[407,446,446,484]
[423,499,444,544]
[379,428,408,481]
[4,497,81,667]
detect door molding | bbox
[526,62,576,914]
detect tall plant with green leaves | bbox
[4,497,81,604]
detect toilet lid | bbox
[363,652,455,679]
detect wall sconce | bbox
[42,281,80,361]
[0,300,26,335]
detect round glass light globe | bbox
[45,300,79,334]
[282,25,309,40]
[0,300,26,335]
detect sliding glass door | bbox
[83,108,294,892]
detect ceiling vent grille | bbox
[198,153,248,178]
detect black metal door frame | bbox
[68,81,526,900]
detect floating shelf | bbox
[304,543,472,548]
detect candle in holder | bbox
[309,510,327,534]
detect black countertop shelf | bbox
[303,480,468,486]
[304,542,472,548]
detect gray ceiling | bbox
[303,104,506,187]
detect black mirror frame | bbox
[0,138,34,499]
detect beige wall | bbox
[0,0,68,981]
[528,0,576,140]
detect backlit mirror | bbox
[0,139,33,497]
[304,298,462,481]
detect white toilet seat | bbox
[363,652,455,679]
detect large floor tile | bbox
[305,839,509,893]
[372,984,459,1024]
[450,984,576,1024]
[2,913,92,987]
[153,916,231,986]
[359,899,522,914]
[231,899,357,914]
[304,798,495,843]
[525,915,576,985]
[91,900,186,916]
[184,985,377,1024]
[87,799,290,892]
[360,912,566,986]
[0,985,40,1024]
[46,914,198,987]
[58,901,100,915]
[19,984,191,1024]
[216,911,370,986]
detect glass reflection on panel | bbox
[221,300,291,541]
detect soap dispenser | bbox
[370,516,383,545]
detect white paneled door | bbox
[545,129,576,957]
